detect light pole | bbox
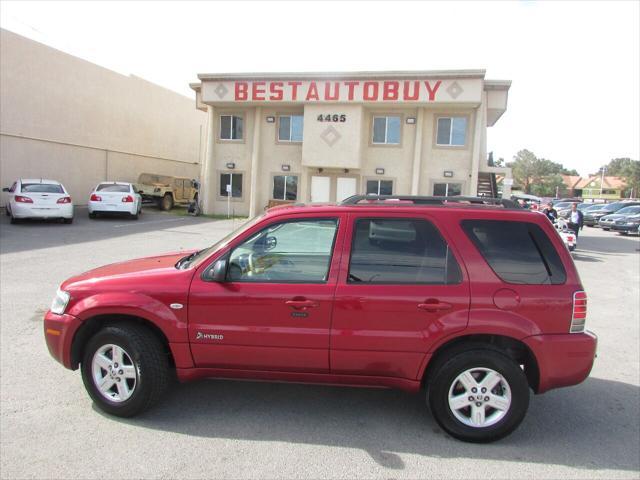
[599,166,606,198]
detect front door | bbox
[311,176,331,202]
[189,214,344,372]
[336,177,357,202]
[331,213,470,379]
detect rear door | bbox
[331,212,470,379]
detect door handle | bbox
[417,301,452,312]
[285,299,319,310]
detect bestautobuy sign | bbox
[202,78,481,103]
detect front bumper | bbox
[12,203,74,219]
[524,331,597,393]
[44,311,82,369]
[612,224,640,232]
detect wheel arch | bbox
[421,334,540,393]
[70,314,174,370]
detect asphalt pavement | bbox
[1,208,638,479]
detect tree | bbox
[597,158,640,196]
[506,149,577,196]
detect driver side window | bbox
[227,218,338,283]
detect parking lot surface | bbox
[1,209,639,479]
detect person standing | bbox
[567,203,584,240]
[543,202,558,222]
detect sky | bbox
[1,0,638,176]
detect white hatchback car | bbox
[88,182,142,219]
[3,179,74,224]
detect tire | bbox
[9,215,18,224]
[428,348,530,443]
[161,193,174,211]
[81,324,170,417]
[602,228,610,231]
[63,217,73,224]
[131,212,139,220]
[619,231,628,236]
[89,212,97,219]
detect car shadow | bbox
[97,376,640,472]
[0,207,233,255]
[578,232,639,255]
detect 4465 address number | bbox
[317,114,346,122]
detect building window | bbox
[433,183,462,197]
[366,180,393,196]
[220,115,243,140]
[273,175,298,200]
[436,117,467,146]
[220,173,243,198]
[372,116,401,144]
[278,115,304,142]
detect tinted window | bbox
[349,218,462,284]
[21,183,64,193]
[227,219,338,283]
[96,184,130,192]
[462,220,566,285]
[273,175,298,200]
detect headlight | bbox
[50,289,70,315]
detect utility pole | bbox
[599,166,606,198]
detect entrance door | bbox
[311,176,331,202]
[336,177,357,202]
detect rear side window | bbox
[461,220,566,285]
[20,183,64,193]
[96,184,130,192]
[348,218,462,284]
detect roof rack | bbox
[340,195,521,209]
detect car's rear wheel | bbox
[89,212,97,219]
[63,218,73,224]
[81,324,170,417]
[428,349,529,443]
[161,194,174,211]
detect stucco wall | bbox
[0,29,205,206]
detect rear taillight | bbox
[571,291,587,333]
[57,196,71,204]
[15,195,33,203]
[90,194,102,202]
[122,195,134,203]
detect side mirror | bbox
[205,258,227,282]
[2,188,9,192]
[265,236,277,251]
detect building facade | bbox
[191,70,512,216]
[562,174,629,200]
[0,29,206,206]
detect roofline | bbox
[197,69,488,81]
[484,80,512,91]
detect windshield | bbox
[602,202,626,212]
[585,204,604,211]
[616,206,640,215]
[176,214,265,269]
[96,184,130,192]
[21,183,64,193]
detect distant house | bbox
[561,175,628,200]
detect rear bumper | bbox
[44,311,82,369]
[583,218,600,226]
[524,331,597,393]
[12,203,73,219]
[88,201,136,215]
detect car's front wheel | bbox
[81,324,170,417]
[428,349,529,443]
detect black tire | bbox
[81,324,171,417]
[161,193,174,211]
[89,212,97,219]
[131,212,139,220]
[63,217,73,224]
[9,215,18,224]
[428,348,530,443]
[619,231,628,236]
[602,228,610,231]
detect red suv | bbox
[44,196,597,442]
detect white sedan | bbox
[3,179,74,224]
[88,182,142,219]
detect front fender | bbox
[67,292,188,342]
